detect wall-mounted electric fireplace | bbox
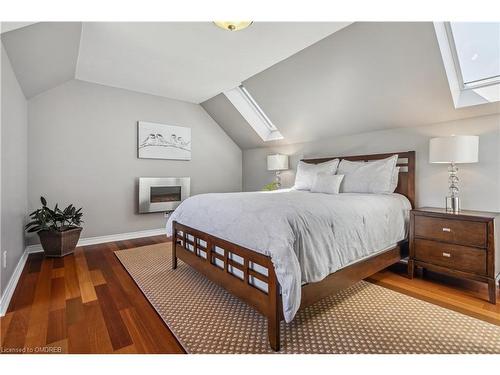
[139,177,190,213]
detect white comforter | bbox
[166,189,411,322]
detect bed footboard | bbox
[172,221,282,351]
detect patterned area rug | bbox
[115,243,500,354]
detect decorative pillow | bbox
[336,159,364,175]
[311,173,344,194]
[339,160,400,192]
[389,166,400,193]
[293,159,340,191]
[338,155,398,194]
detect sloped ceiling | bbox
[202,93,265,149]
[202,22,500,149]
[3,21,498,149]
[1,21,349,101]
[1,22,82,98]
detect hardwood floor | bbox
[368,263,500,325]
[1,235,184,354]
[1,236,498,354]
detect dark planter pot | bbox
[38,227,83,257]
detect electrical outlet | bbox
[2,251,6,268]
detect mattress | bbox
[166,189,411,322]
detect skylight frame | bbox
[444,22,500,90]
[434,22,500,108]
[224,84,283,142]
[238,85,278,132]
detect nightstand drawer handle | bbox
[442,227,451,232]
[442,252,451,258]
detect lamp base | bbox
[446,196,460,213]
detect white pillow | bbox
[337,159,364,174]
[293,159,339,191]
[338,159,400,193]
[389,166,400,192]
[311,173,344,194]
[338,155,398,193]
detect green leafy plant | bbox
[25,196,84,233]
[263,181,280,191]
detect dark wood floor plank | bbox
[74,249,97,303]
[94,284,133,351]
[24,258,52,348]
[119,308,150,353]
[52,257,64,269]
[83,300,114,353]
[113,240,132,250]
[66,296,91,353]
[51,267,64,279]
[0,313,14,346]
[67,318,91,353]
[66,297,85,326]
[1,308,30,350]
[46,309,66,345]
[93,244,132,311]
[46,338,68,354]
[7,271,38,313]
[49,277,66,312]
[64,255,81,300]
[81,244,107,270]
[27,253,43,274]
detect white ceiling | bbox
[1,21,350,102]
[75,22,350,103]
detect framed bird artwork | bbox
[137,121,192,160]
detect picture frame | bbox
[137,121,191,161]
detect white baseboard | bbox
[1,227,166,316]
[0,249,29,317]
[25,227,166,253]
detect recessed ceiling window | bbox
[224,85,283,142]
[448,22,500,88]
[434,22,500,108]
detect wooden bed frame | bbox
[171,151,415,351]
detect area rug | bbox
[115,243,500,354]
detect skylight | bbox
[224,85,283,141]
[434,22,500,108]
[448,22,500,88]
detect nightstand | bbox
[409,207,499,304]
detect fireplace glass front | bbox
[150,186,181,203]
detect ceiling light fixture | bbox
[213,21,253,32]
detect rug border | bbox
[114,245,191,354]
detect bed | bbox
[167,151,415,351]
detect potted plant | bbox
[263,181,280,191]
[25,196,84,257]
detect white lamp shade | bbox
[267,154,289,171]
[429,135,479,164]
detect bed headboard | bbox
[303,151,415,208]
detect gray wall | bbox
[27,80,242,243]
[243,114,500,212]
[1,44,28,296]
[203,22,500,149]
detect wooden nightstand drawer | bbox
[414,239,486,275]
[414,215,487,248]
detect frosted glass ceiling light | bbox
[214,21,253,32]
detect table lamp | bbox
[429,135,479,213]
[267,154,289,188]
